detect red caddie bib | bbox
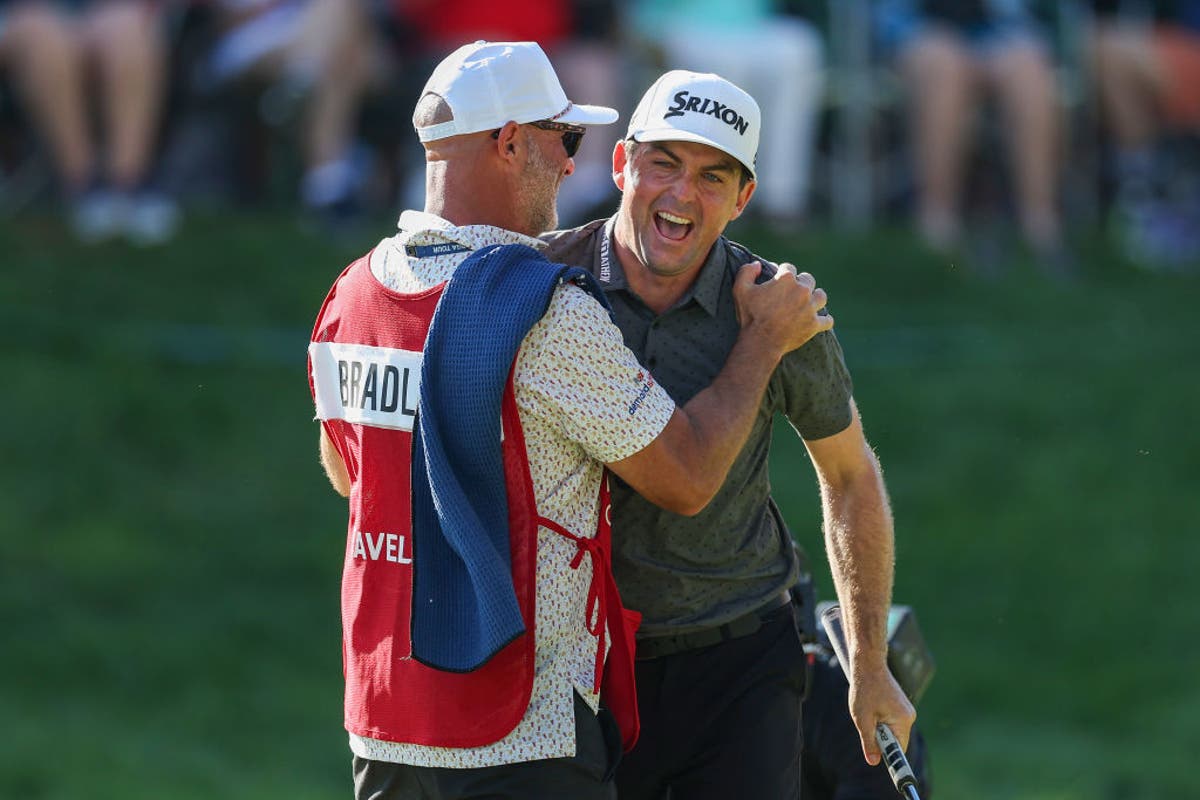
[308,253,641,751]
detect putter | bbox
[819,604,923,800]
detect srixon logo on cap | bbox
[664,91,750,135]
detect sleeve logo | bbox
[628,370,657,416]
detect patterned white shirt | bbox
[349,210,675,768]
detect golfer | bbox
[543,70,916,799]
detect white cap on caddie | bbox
[626,70,760,180]
[414,41,619,142]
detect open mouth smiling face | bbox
[614,138,756,279]
[654,209,694,242]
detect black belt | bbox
[635,590,794,660]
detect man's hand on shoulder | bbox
[733,261,833,357]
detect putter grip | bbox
[819,604,921,800]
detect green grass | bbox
[2,212,1198,798]
[765,229,1200,798]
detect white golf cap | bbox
[626,70,760,180]
[414,41,619,142]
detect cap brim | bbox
[559,103,619,127]
[629,126,757,180]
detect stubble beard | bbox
[638,216,700,279]
[520,142,561,235]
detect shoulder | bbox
[539,219,608,272]
[721,236,781,282]
[519,282,627,381]
[516,284,674,461]
[541,280,614,334]
[316,250,374,311]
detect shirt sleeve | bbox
[776,328,854,441]
[515,284,675,464]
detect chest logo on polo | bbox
[664,91,750,135]
[310,341,422,430]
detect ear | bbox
[612,140,628,191]
[728,179,757,221]
[493,121,522,162]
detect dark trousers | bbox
[617,603,808,800]
[353,693,622,800]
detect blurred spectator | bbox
[1090,0,1200,270]
[0,0,178,244]
[392,0,575,52]
[627,0,825,230]
[876,0,1066,266]
[202,0,388,222]
[389,0,623,225]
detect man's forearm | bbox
[320,428,351,498]
[607,263,830,514]
[636,330,784,515]
[807,408,915,760]
[680,330,783,476]
[674,262,829,502]
[823,457,895,674]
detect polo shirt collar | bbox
[592,216,631,291]
[396,209,547,252]
[688,236,729,317]
[596,215,729,318]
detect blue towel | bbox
[410,243,611,672]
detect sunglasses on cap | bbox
[491,119,586,158]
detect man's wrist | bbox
[734,323,787,367]
[850,649,890,676]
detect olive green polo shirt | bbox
[542,217,854,636]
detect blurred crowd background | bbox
[3,5,1199,798]
[1,0,1199,275]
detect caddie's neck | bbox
[421,139,529,235]
[424,162,518,233]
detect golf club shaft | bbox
[819,604,922,800]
